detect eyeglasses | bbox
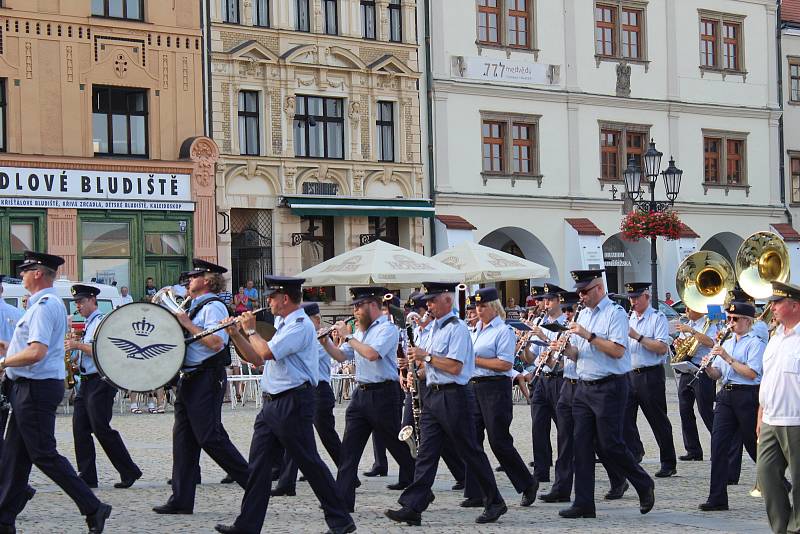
[577,285,598,296]
[728,316,746,323]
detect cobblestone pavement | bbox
[11,382,770,533]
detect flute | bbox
[185,307,267,345]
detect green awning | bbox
[282,196,435,218]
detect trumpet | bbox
[316,316,355,340]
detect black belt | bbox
[263,382,311,402]
[723,383,759,391]
[632,364,662,374]
[357,380,395,391]
[543,371,564,378]
[565,378,578,384]
[579,374,623,386]
[469,375,509,384]
[429,382,461,392]
[82,373,100,381]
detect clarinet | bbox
[691,324,734,384]
[545,302,587,374]
[398,325,422,458]
[516,310,546,360]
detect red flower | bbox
[621,210,683,242]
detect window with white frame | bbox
[594,0,647,61]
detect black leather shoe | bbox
[385,507,421,526]
[727,480,739,486]
[86,503,112,533]
[476,502,507,523]
[654,467,677,478]
[528,461,534,467]
[0,524,15,534]
[152,504,193,514]
[363,468,388,477]
[214,524,248,534]
[495,465,505,472]
[460,497,483,508]
[355,479,361,488]
[699,501,728,511]
[387,482,409,490]
[83,481,98,489]
[299,475,307,482]
[604,482,629,500]
[220,474,235,484]
[323,522,357,534]
[679,453,703,461]
[639,487,655,514]
[520,481,538,507]
[539,491,570,503]
[270,487,296,497]
[271,469,281,481]
[451,481,465,491]
[558,505,596,518]
[114,471,143,489]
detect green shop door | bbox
[145,259,185,291]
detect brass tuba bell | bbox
[735,231,790,300]
[151,287,191,314]
[676,251,735,313]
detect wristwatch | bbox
[588,333,597,344]
[244,329,256,337]
[424,354,432,364]
[637,334,645,342]
[345,334,354,343]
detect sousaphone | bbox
[735,231,790,300]
[676,251,735,313]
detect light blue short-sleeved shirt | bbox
[421,311,474,386]
[339,315,399,384]
[78,309,104,375]
[712,331,765,386]
[413,321,433,349]
[6,287,67,381]
[752,320,770,344]
[629,307,671,368]
[472,315,516,378]
[184,293,230,367]
[264,307,318,394]
[0,301,23,344]
[317,344,332,383]
[679,315,719,366]
[573,295,631,380]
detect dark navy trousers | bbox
[464,378,534,499]
[336,381,415,511]
[677,371,716,457]
[369,380,405,473]
[73,375,141,486]
[276,381,342,490]
[0,379,101,525]
[233,384,352,533]
[622,366,677,470]
[167,366,249,510]
[530,373,562,482]
[551,379,578,497]
[399,385,502,513]
[572,375,654,511]
[707,386,759,506]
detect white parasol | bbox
[432,241,550,283]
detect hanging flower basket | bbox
[621,210,683,241]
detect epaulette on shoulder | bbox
[296,317,305,323]
[38,296,49,304]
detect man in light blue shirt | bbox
[0,278,22,345]
[620,282,677,479]
[321,286,414,511]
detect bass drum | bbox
[93,302,186,392]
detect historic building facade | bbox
[210,0,429,305]
[0,0,218,298]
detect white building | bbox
[425,0,786,302]
[779,0,800,268]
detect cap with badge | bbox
[530,285,545,300]
[178,271,191,286]
[625,282,651,298]
[407,292,426,310]
[17,250,65,273]
[540,284,565,299]
[559,291,580,305]
[728,287,755,305]
[465,295,476,310]
[473,287,499,303]
[349,286,389,306]
[264,275,305,296]
[769,281,800,302]
[71,284,101,299]
[727,301,756,318]
[186,258,228,277]
[301,302,321,316]
[571,269,604,290]
[421,282,460,301]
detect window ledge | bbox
[699,66,748,82]
[789,202,800,208]
[595,55,650,73]
[597,178,624,191]
[481,172,542,187]
[476,41,540,62]
[702,182,750,196]
[787,99,800,106]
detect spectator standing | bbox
[118,287,134,306]
[144,277,157,300]
[664,292,674,306]
[243,280,258,311]
[233,287,249,315]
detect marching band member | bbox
[675,307,718,461]
[386,282,507,526]
[460,287,537,508]
[621,283,676,478]
[321,287,415,510]
[67,284,142,490]
[757,281,800,532]
[557,270,654,519]
[216,276,355,534]
[154,259,249,515]
[0,251,111,533]
[0,276,23,462]
[699,300,763,511]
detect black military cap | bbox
[17,250,65,273]
[407,292,426,310]
[187,258,227,277]
[728,287,755,305]
[178,271,191,286]
[571,269,605,290]
[530,285,545,299]
[769,281,800,302]
[540,283,565,299]
[559,291,580,305]
[474,287,499,303]
[71,284,101,299]
[465,295,476,310]
[625,282,651,297]
[301,302,320,316]
[264,275,304,296]
[727,300,756,318]
[349,286,389,306]
[421,282,460,301]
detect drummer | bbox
[66,284,142,490]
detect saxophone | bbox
[671,316,710,364]
[398,324,422,458]
[64,327,81,390]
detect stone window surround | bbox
[787,150,800,205]
[593,0,650,71]
[596,120,650,189]
[232,85,267,158]
[475,0,540,61]
[697,9,747,81]
[788,56,800,105]
[479,110,542,187]
[701,128,750,196]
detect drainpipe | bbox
[422,0,437,254]
[778,1,793,226]
[201,0,213,137]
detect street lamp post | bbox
[621,140,683,310]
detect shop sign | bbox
[604,251,632,267]
[457,55,551,85]
[0,166,192,209]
